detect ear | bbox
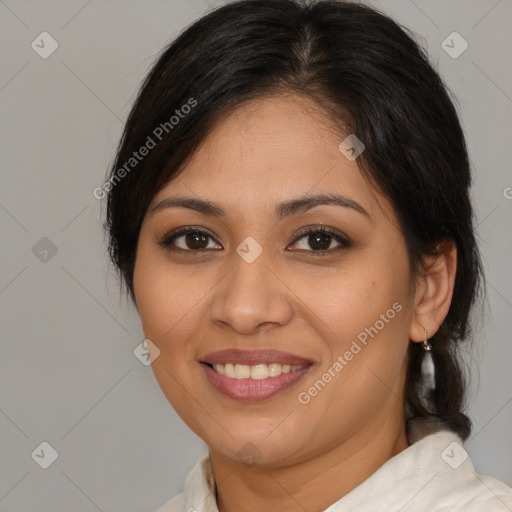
[409,239,457,343]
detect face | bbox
[133,94,416,467]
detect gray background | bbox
[0,0,511,511]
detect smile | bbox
[200,362,313,401]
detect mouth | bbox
[199,349,314,401]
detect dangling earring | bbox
[420,327,435,395]
[422,328,432,351]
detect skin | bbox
[133,94,457,512]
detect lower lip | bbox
[200,363,312,401]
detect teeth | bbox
[211,362,307,379]
[224,363,235,378]
[235,363,251,379]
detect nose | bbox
[208,248,294,335]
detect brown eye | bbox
[289,226,351,254]
[159,227,222,252]
[158,225,351,256]
[181,231,209,250]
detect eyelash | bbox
[158,225,352,256]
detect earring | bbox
[420,326,435,395]
[422,328,432,351]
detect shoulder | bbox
[356,425,512,511]
[434,471,512,511]
[410,429,512,511]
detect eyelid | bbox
[158,225,222,251]
[290,225,351,252]
[158,225,351,253]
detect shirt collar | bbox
[182,418,466,512]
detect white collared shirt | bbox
[155,423,512,511]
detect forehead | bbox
[151,94,391,222]
[186,94,346,181]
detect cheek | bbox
[133,242,188,344]
[133,243,221,368]
[134,235,181,318]
[133,244,207,422]
[284,249,409,343]
[292,246,411,395]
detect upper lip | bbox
[200,349,313,366]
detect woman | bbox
[103,0,512,510]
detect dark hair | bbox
[103,0,484,440]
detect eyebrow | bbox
[150,193,371,221]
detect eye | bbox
[158,226,222,252]
[288,226,351,254]
[158,225,351,255]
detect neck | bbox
[210,412,409,512]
